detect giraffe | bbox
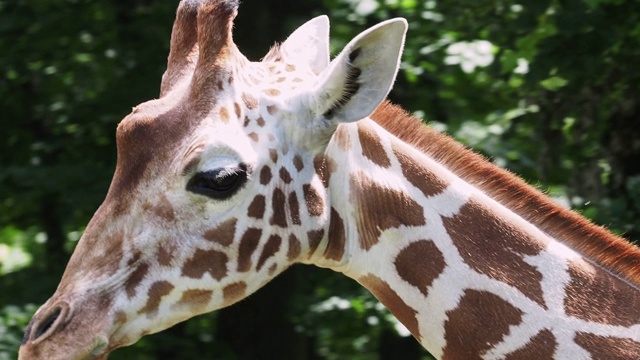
[19,0,640,359]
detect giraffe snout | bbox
[19,298,113,360]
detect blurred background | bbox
[1,0,639,359]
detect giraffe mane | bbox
[371,100,640,288]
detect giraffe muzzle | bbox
[19,299,112,360]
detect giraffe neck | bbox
[315,103,640,359]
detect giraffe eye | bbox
[187,164,248,200]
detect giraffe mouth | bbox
[82,335,109,360]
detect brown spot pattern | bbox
[247,195,266,219]
[242,93,257,109]
[269,149,278,163]
[394,240,445,296]
[270,188,287,227]
[267,105,278,115]
[564,260,640,327]
[293,155,304,172]
[359,274,421,340]
[285,64,296,72]
[156,244,173,267]
[257,235,282,271]
[125,262,149,298]
[139,281,174,316]
[182,249,229,280]
[256,116,265,127]
[288,192,301,225]
[219,107,230,123]
[442,290,523,360]
[350,174,425,250]
[357,122,391,168]
[248,132,259,142]
[153,195,175,221]
[307,229,325,257]
[223,282,248,304]
[575,333,640,359]
[265,88,281,96]
[233,102,242,118]
[238,228,262,272]
[442,200,547,307]
[175,289,213,312]
[243,116,250,127]
[260,166,272,185]
[303,184,324,217]
[393,144,449,197]
[203,218,237,246]
[504,329,557,359]
[287,234,301,261]
[313,155,331,188]
[325,208,346,261]
[268,264,278,276]
[372,101,640,292]
[279,167,292,184]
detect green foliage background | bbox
[1,0,639,359]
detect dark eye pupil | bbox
[187,164,248,200]
[205,173,238,191]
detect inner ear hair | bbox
[323,48,363,120]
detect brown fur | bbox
[350,172,426,250]
[442,290,523,360]
[575,333,640,359]
[504,330,557,360]
[443,200,547,307]
[371,101,640,288]
[394,240,446,297]
[287,234,302,261]
[223,282,248,305]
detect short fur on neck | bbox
[371,101,640,288]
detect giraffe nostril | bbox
[29,303,69,342]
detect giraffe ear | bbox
[309,18,407,123]
[280,15,330,75]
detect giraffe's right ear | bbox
[309,18,407,124]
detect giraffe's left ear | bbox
[280,15,330,75]
[310,18,407,123]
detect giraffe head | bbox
[19,1,406,359]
